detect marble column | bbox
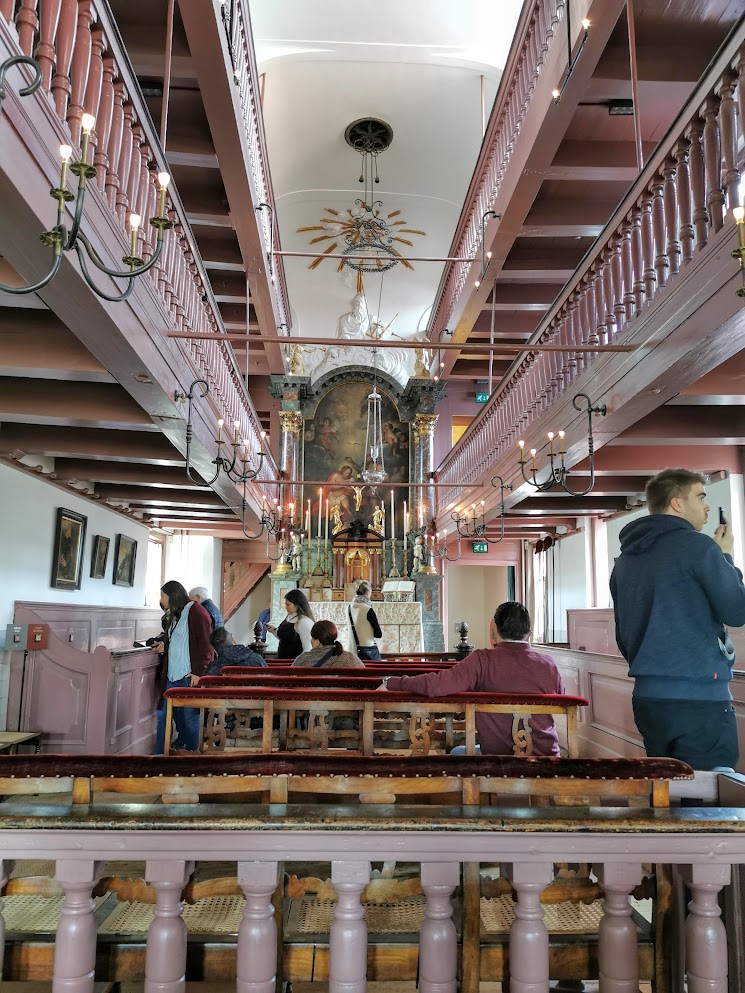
[278,410,303,524]
[413,413,438,533]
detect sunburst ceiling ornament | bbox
[297,202,426,275]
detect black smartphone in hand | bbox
[719,507,726,526]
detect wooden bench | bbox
[0,752,693,991]
[163,686,589,757]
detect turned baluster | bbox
[116,100,135,223]
[0,859,14,978]
[33,0,60,88]
[143,178,158,264]
[660,160,681,282]
[651,176,669,290]
[737,47,745,164]
[611,233,626,330]
[66,0,92,147]
[53,860,104,993]
[0,1,13,22]
[237,862,279,993]
[687,117,708,250]
[50,0,78,122]
[680,864,730,993]
[536,2,549,68]
[602,247,617,341]
[629,204,645,314]
[592,259,606,344]
[505,862,553,993]
[136,139,151,257]
[675,138,694,265]
[702,94,724,232]
[596,863,643,993]
[105,79,125,208]
[556,309,570,385]
[126,123,143,227]
[329,861,370,993]
[619,219,635,322]
[144,860,193,993]
[718,71,740,209]
[584,272,598,348]
[569,298,583,374]
[640,189,656,300]
[83,24,104,140]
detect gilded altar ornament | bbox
[278,410,303,434]
[288,343,306,376]
[332,505,344,534]
[372,505,385,534]
[352,486,365,512]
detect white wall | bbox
[549,530,587,643]
[447,565,509,650]
[230,573,272,645]
[0,464,151,728]
[163,534,223,608]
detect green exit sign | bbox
[472,541,489,553]
[475,392,489,404]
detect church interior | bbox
[1,0,745,989]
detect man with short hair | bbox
[610,468,745,769]
[381,602,565,755]
[188,587,224,632]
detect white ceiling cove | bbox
[249,0,523,342]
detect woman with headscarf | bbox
[266,589,315,659]
[293,620,364,669]
[154,579,214,753]
[347,581,383,661]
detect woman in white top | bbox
[267,589,314,659]
[348,581,383,661]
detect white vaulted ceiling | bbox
[249,0,523,342]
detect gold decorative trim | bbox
[279,411,303,434]
[413,413,438,437]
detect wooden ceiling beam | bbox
[96,485,226,509]
[0,313,114,383]
[0,425,184,465]
[608,406,745,446]
[54,459,205,489]
[0,378,158,431]
[521,199,621,238]
[546,139,658,181]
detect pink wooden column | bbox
[144,859,194,993]
[419,863,459,993]
[0,859,15,978]
[329,860,370,993]
[53,859,105,993]
[504,862,553,993]
[680,863,730,993]
[595,862,642,993]
[237,861,279,993]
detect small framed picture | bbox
[90,535,110,579]
[51,508,87,591]
[113,534,137,587]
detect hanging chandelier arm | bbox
[0,247,63,294]
[0,55,43,103]
[72,243,136,302]
[75,229,166,280]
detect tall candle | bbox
[390,490,395,541]
[403,501,408,552]
[306,499,311,535]
[325,499,329,541]
[317,488,323,539]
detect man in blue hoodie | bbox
[610,468,745,770]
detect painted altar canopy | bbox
[303,381,409,531]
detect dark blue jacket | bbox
[201,598,224,631]
[205,643,267,677]
[610,515,745,700]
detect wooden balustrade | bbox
[0,753,742,992]
[0,0,278,485]
[435,29,745,512]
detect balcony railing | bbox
[0,0,279,487]
[435,28,745,512]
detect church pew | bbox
[163,685,588,757]
[0,752,693,990]
[219,665,450,678]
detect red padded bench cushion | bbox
[165,686,589,707]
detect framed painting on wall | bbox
[113,534,137,587]
[90,535,110,579]
[51,508,87,591]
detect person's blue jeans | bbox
[450,745,482,755]
[154,676,202,754]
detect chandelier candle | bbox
[403,502,408,552]
[390,491,395,541]
[325,499,329,541]
[59,144,72,191]
[317,489,323,539]
[217,419,223,445]
[306,500,311,535]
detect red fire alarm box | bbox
[26,624,49,650]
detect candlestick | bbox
[530,448,537,471]
[558,430,565,454]
[317,488,323,539]
[157,171,170,219]
[306,499,311,535]
[390,489,395,542]
[548,431,554,455]
[80,112,95,167]
[289,502,295,528]
[232,420,240,446]
[59,144,72,191]
[216,419,223,444]
[403,501,408,552]
[128,213,140,260]
[325,498,329,542]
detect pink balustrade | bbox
[0,0,279,490]
[435,28,745,514]
[0,817,740,991]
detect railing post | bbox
[595,862,643,992]
[686,116,708,250]
[419,862,459,993]
[329,860,370,993]
[680,863,730,993]
[504,862,553,993]
[144,859,194,993]
[0,859,15,978]
[67,0,93,147]
[50,0,78,122]
[663,156,681,277]
[651,175,669,289]
[237,861,279,993]
[717,71,740,210]
[53,859,105,993]
[34,0,61,90]
[675,137,694,265]
[702,94,724,233]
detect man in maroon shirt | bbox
[381,602,565,755]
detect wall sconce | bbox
[732,206,745,298]
[552,13,590,103]
[480,210,500,281]
[518,394,606,495]
[0,102,171,300]
[450,475,513,545]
